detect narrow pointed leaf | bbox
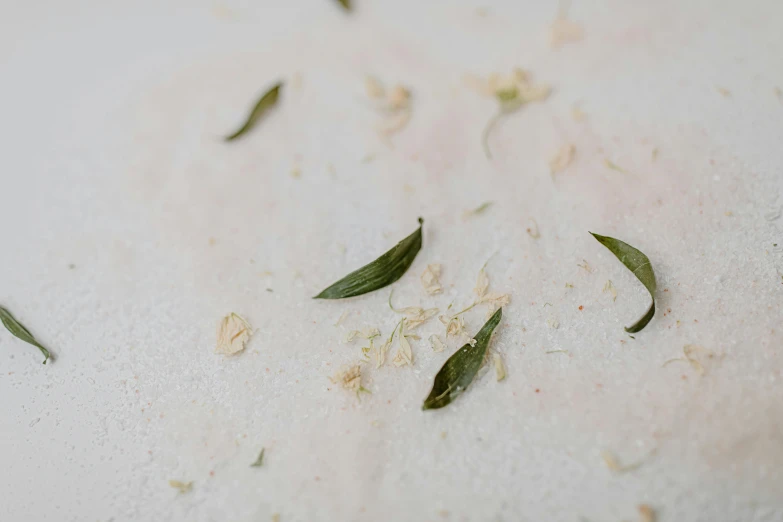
[423,308,502,410]
[224,82,282,142]
[335,0,351,11]
[315,218,424,299]
[0,305,51,364]
[590,232,656,333]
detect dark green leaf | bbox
[224,82,283,142]
[250,448,265,467]
[0,305,51,364]
[590,232,657,333]
[422,308,503,410]
[315,218,424,299]
[335,0,351,10]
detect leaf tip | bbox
[418,217,424,226]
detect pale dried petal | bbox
[493,353,506,381]
[375,336,393,368]
[332,364,363,392]
[430,334,446,352]
[474,268,490,300]
[169,480,193,494]
[345,327,380,343]
[421,264,443,295]
[481,291,510,308]
[526,218,541,239]
[571,104,587,122]
[440,314,467,337]
[393,328,413,367]
[549,144,576,175]
[603,280,618,301]
[216,313,252,355]
[518,84,551,103]
[387,85,412,110]
[404,308,439,330]
[380,110,411,136]
[638,504,656,522]
[365,76,385,99]
[550,18,584,49]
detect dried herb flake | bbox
[250,448,265,467]
[315,218,423,299]
[0,305,50,364]
[590,233,656,333]
[224,82,282,141]
[423,307,503,410]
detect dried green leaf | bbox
[315,218,424,299]
[0,305,50,364]
[224,82,282,142]
[423,308,503,410]
[335,0,351,11]
[250,448,265,467]
[590,233,656,333]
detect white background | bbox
[1,1,782,521]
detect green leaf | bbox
[250,448,265,467]
[590,232,657,333]
[315,218,424,299]
[422,307,503,410]
[0,305,51,364]
[224,82,283,142]
[335,0,351,10]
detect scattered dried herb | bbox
[493,353,506,381]
[374,319,401,367]
[463,201,493,218]
[335,0,351,11]
[423,308,503,410]
[603,280,617,301]
[550,144,575,176]
[430,334,446,352]
[663,344,717,375]
[216,313,252,355]
[392,320,414,367]
[315,218,423,299]
[638,504,656,522]
[526,218,541,239]
[169,480,193,494]
[0,305,50,364]
[251,448,265,467]
[590,233,656,333]
[365,78,413,136]
[421,264,443,295]
[480,69,551,158]
[604,159,628,174]
[550,1,584,49]
[331,364,369,395]
[224,82,282,141]
[345,327,380,343]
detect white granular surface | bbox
[1,1,782,521]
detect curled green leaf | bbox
[335,0,351,11]
[224,82,283,142]
[423,307,503,410]
[590,232,656,333]
[250,448,265,467]
[315,218,424,299]
[0,305,51,364]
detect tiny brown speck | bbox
[535,388,540,393]
[578,305,584,311]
